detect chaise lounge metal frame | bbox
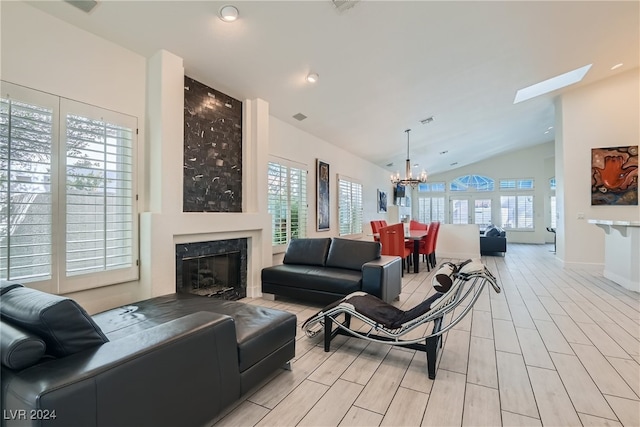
[302,264,501,379]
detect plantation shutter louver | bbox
[289,166,307,239]
[517,195,534,228]
[267,159,307,247]
[267,162,288,245]
[0,96,55,282]
[338,176,362,236]
[433,197,445,222]
[65,113,134,276]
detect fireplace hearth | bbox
[176,239,247,300]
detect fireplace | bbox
[176,239,247,300]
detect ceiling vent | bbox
[293,113,307,121]
[332,0,359,13]
[65,0,99,13]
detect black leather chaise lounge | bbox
[302,259,501,379]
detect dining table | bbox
[405,229,429,273]
[373,229,429,273]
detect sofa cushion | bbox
[283,238,331,266]
[0,322,46,370]
[0,286,108,358]
[92,294,297,374]
[485,226,505,237]
[262,264,363,294]
[325,238,381,271]
[0,280,23,296]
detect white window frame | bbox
[337,174,363,237]
[1,82,138,293]
[267,157,308,253]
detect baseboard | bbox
[437,251,481,261]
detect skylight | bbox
[514,64,592,104]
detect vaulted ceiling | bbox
[28,0,640,175]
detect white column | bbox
[146,50,184,214]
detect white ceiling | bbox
[28,0,640,176]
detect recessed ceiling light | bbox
[306,72,319,83]
[218,5,239,22]
[514,64,592,104]
[292,113,307,121]
[439,150,448,155]
[611,63,624,70]
[450,162,458,166]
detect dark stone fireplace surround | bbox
[176,238,248,300]
[176,77,247,300]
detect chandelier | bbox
[390,129,427,187]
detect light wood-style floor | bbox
[212,244,640,427]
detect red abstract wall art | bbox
[591,146,638,205]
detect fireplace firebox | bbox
[182,251,240,297]
[176,239,247,300]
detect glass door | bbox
[450,197,470,224]
[450,196,493,229]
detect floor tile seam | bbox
[500,409,541,422]
[571,321,635,359]
[602,393,640,404]
[555,346,636,416]
[547,350,623,420]
[526,363,585,426]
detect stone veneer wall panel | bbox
[183,76,242,212]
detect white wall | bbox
[1,1,148,313]
[421,142,556,244]
[556,68,640,267]
[270,116,396,240]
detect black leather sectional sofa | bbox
[0,281,296,427]
[261,237,402,304]
[480,225,507,255]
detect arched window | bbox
[450,174,495,191]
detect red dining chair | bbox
[418,222,438,272]
[420,222,441,270]
[430,221,441,268]
[370,220,387,241]
[379,223,411,276]
[406,220,428,258]
[409,220,428,231]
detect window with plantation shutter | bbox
[337,175,362,236]
[267,159,307,250]
[500,194,534,230]
[417,196,445,223]
[516,195,534,228]
[1,82,138,292]
[474,199,492,229]
[418,197,431,223]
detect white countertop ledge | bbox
[588,219,640,227]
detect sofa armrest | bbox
[361,255,402,303]
[479,236,507,254]
[2,312,240,427]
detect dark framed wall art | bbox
[317,159,330,231]
[377,189,388,213]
